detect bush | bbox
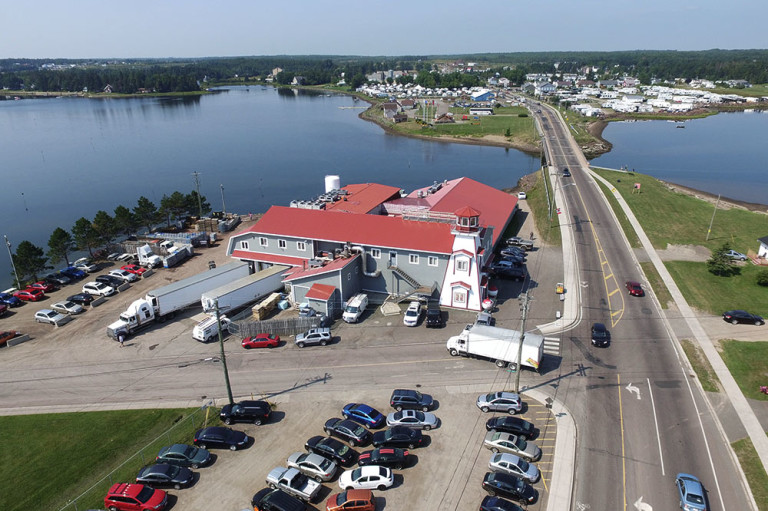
[757,269,768,287]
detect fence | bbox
[234,316,328,338]
[56,404,213,511]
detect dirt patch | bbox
[656,244,711,262]
[662,182,768,214]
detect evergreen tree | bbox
[133,196,159,233]
[13,240,48,283]
[47,227,74,266]
[71,217,99,257]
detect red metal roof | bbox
[283,254,359,282]
[305,283,336,301]
[325,183,402,214]
[230,250,307,267]
[407,177,517,245]
[237,206,455,254]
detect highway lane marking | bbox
[618,373,627,511]
[647,377,666,476]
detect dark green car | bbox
[156,443,211,469]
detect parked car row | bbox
[252,388,438,511]
[476,392,544,509]
[105,421,254,510]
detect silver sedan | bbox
[385,409,439,430]
[483,430,541,461]
[286,451,338,482]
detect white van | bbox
[192,314,230,343]
[342,293,368,323]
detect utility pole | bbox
[192,171,204,218]
[220,184,226,215]
[514,292,531,393]
[4,235,21,289]
[215,298,234,406]
[706,194,721,241]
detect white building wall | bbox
[439,232,483,311]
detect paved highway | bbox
[533,103,751,510]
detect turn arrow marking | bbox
[626,382,641,400]
[633,495,652,511]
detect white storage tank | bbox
[325,175,341,193]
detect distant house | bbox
[399,99,416,110]
[382,102,399,119]
[471,89,494,102]
[498,77,510,87]
[757,236,768,259]
[535,82,556,95]
[103,84,113,93]
[393,112,408,123]
[576,80,595,87]
[598,79,620,89]
[291,76,306,86]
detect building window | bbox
[278,239,287,249]
[297,241,306,251]
[456,258,468,272]
[409,254,419,265]
[259,237,268,247]
[371,248,381,259]
[240,241,249,250]
[453,289,467,304]
[428,256,438,267]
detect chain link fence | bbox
[56,404,214,511]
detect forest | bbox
[1,49,766,94]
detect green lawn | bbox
[528,170,562,246]
[679,338,721,393]
[639,262,672,309]
[666,261,768,316]
[0,408,208,511]
[732,437,768,510]
[720,340,768,400]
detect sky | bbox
[3,0,765,59]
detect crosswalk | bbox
[543,336,561,356]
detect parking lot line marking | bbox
[540,472,549,492]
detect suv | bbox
[403,301,422,327]
[104,483,167,511]
[295,327,331,348]
[425,304,444,328]
[591,323,610,347]
[505,237,534,251]
[562,167,571,177]
[476,392,523,414]
[220,400,271,425]
[252,488,306,511]
[390,389,434,411]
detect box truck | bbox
[342,293,368,323]
[446,323,544,371]
[106,262,250,340]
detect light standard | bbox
[4,235,21,289]
[514,292,531,393]
[220,184,226,216]
[214,298,234,406]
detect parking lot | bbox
[167,382,556,510]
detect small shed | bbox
[304,283,338,317]
[757,235,768,259]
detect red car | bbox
[121,264,148,276]
[242,333,280,349]
[14,288,44,302]
[625,281,644,297]
[104,483,167,511]
[27,281,56,293]
[0,331,19,347]
[0,304,7,316]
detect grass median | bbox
[732,437,768,510]
[0,407,209,511]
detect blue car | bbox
[342,403,385,429]
[0,293,23,307]
[60,266,86,279]
[675,473,708,510]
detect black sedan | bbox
[96,275,125,289]
[485,417,536,440]
[723,310,764,326]
[136,463,194,489]
[482,472,537,504]
[67,293,94,306]
[357,448,410,469]
[192,426,249,451]
[305,435,356,466]
[324,418,372,447]
[155,443,211,469]
[480,495,525,511]
[372,426,423,449]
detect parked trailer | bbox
[143,231,209,247]
[201,265,287,313]
[163,245,192,268]
[446,323,544,371]
[107,262,251,340]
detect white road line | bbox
[647,377,665,476]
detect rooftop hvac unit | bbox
[290,200,299,208]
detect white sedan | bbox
[73,257,99,273]
[338,466,394,491]
[82,282,115,297]
[51,300,85,315]
[109,269,138,283]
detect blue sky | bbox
[3,0,764,59]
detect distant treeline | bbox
[1,50,767,94]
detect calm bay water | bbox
[591,112,768,204]
[0,87,538,285]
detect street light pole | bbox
[4,235,21,289]
[215,298,234,406]
[514,292,531,393]
[220,184,226,215]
